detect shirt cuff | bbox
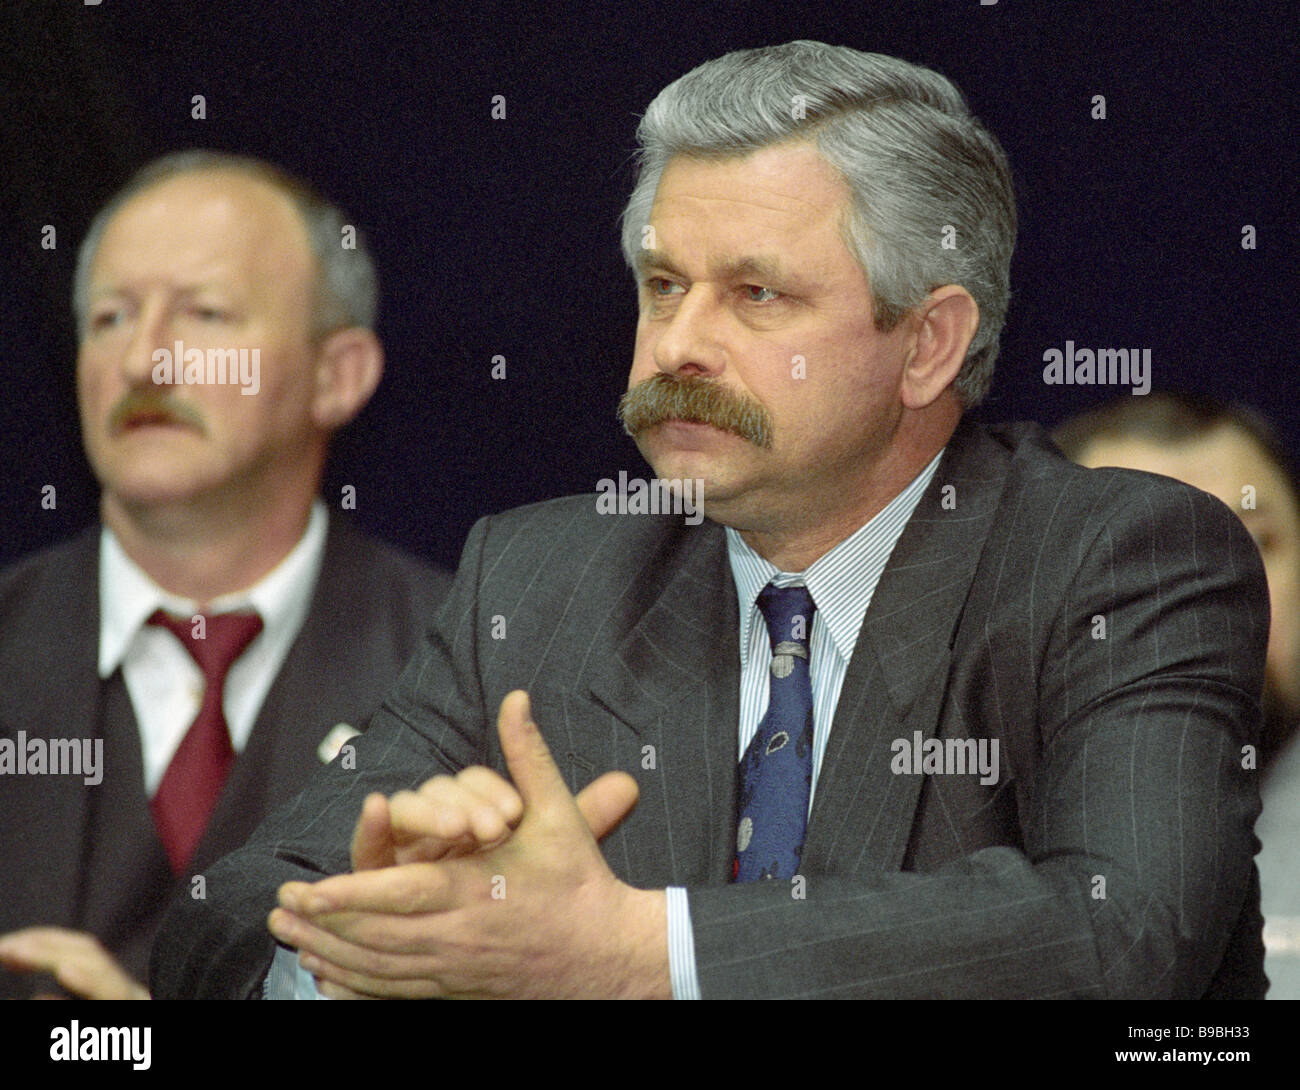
[665,886,702,1000]
[264,945,330,1000]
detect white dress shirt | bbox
[98,500,328,795]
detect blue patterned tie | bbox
[735,583,816,882]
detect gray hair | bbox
[73,150,378,339]
[620,41,1017,406]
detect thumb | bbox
[497,690,572,810]
[575,771,639,841]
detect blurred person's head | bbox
[1054,394,1300,763]
[74,151,383,557]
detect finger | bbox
[389,784,472,849]
[0,928,148,1000]
[391,832,479,866]
[273,906,449,958]
[496,690,571,811]
[314,976,381,1000]
[0,927,103,970]
[0,926,90,970]
[56,957,150,1001]
[389,775,517,850]
[350,794,396,871]
[443,770,524,847]
[269,908,450,990]
[279,862,459,916]
[454,766,525,828]
[304,954,446,1000]
[574,771,640,840]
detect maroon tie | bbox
[147,609,263,873]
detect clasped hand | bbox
[268,690,669,998]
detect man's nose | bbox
[119,303,171,387]
[652,286,727,379]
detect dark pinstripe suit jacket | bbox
[150,420,1271,998]
[0,513,449,994]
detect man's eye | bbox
[744,285,780,303]
[88,309,125,331]
[191,306,231,322]
[646,278,683,296]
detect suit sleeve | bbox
[148,518,495,1000]
[684,484,1269,998]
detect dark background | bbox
[2,0,1296,572]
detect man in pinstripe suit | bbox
[151,42,1270,999]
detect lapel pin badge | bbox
[318,722,361,764]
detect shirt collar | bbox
[725,449,943,666]
[98,500,328,678]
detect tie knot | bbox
[756,583,815,649]
[147,609,264,682]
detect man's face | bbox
[77,170,325,516]
[1078,428,1300,715]
[625,141,915,539]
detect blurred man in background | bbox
[0,151,450,998]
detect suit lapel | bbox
[197,514,360,866]
[584,519,740,881]
[804,421,1015,875]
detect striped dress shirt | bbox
[667,449,943,999]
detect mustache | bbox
[618,373,773,449]
[107,391,206,435]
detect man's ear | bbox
[310,328,384,430]
[900,285,980,411]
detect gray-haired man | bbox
[154,43,1267,1000]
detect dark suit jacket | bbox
[150,421,1270,999]
[0,512,450,994]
